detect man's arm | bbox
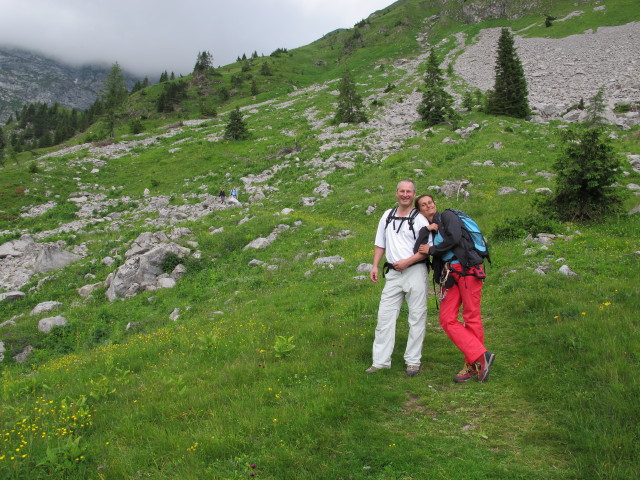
[394,252,427,272]
[370,246,385,283]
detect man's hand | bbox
[394,258,412,272]
[370,267,379,283]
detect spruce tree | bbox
[99,62,128,138]
[546,126,623,221]
[224,107,249,140]
[417,49,458,127]
[194,51,213,74]
[334,70,367,124]
[486,28,530,118]
[584,86,607,126]
[260,61,272,76]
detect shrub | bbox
[161,252,182,274]
[129,118,144,134]
[492,213,561,240]
[544,126,624,221]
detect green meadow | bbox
[1,0,639,478]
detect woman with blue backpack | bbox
[413,194,495,383]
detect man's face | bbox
[396,181,416,208]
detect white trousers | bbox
[372,263,427,368]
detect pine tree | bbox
[584,86,607,126]
[99,62,128,138]
[260,62,272,76]
[194,51,213,74]
[0,126,6,162]
[334,70,367,124]
[224,107,249,140]
[486,28,530,118]
[417,49,458,127]
[546,126,624,221]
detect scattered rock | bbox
[78,282,104,298]
[0,291,25,303]
[38,316,68,333]
[13,345,34,363]
[314,255,345,265]
[30,301,63,316]
[357,263,373,273]
[559,265,579,277]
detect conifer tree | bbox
[545,126,623,221]
[193,51,214,74]
[584,86,607,126]
[260,61,272,76]
[224,107,249,140]
[334,70,367,124]
[486,28,530,118]
[417,49,458,127]
[0,126,6,162]
[99,62,128,138]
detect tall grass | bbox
[1,1,639,478]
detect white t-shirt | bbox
[374,208,431,264]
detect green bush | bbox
[161,252,182,274]
[492,213,561,240]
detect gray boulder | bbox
[13,345,34,363]
[105,242,190,301]
[314,255,345,265]
[34,244,83,274]
[30,301,63,316]
[78,282,104,298]
[0,291,25,303]
[38,316,68,333]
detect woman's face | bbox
[417,196,437,219]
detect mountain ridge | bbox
[0,46,140,123]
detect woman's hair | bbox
[414,194,434,209]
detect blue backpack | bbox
[435,209,490,265]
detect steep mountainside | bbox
[0,47,139,123]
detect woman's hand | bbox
[427,223,439,232]
[417,244,431,255]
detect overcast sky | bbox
[0,0,394,78]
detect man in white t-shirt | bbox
[366,179,432,377]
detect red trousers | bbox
[439,264,486,364]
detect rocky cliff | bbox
[0,47,139,124]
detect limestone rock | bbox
[13,345,34,363]
[314,255,345,265]
[30,301,63,316]
[559,265,579,277]
[38,316,68,333]
[0,291,25,303]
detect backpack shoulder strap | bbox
[384,207,398,229]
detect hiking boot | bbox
[406,365,420,377]
[475,351,495,382]
[365,365,387,374]
[453,362,478,383]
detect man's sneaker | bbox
[365,365,386,374]
[453,362,478,383]
[475,351,495,382]
[406,365,420,377]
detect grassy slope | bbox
[1,1,639,479]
